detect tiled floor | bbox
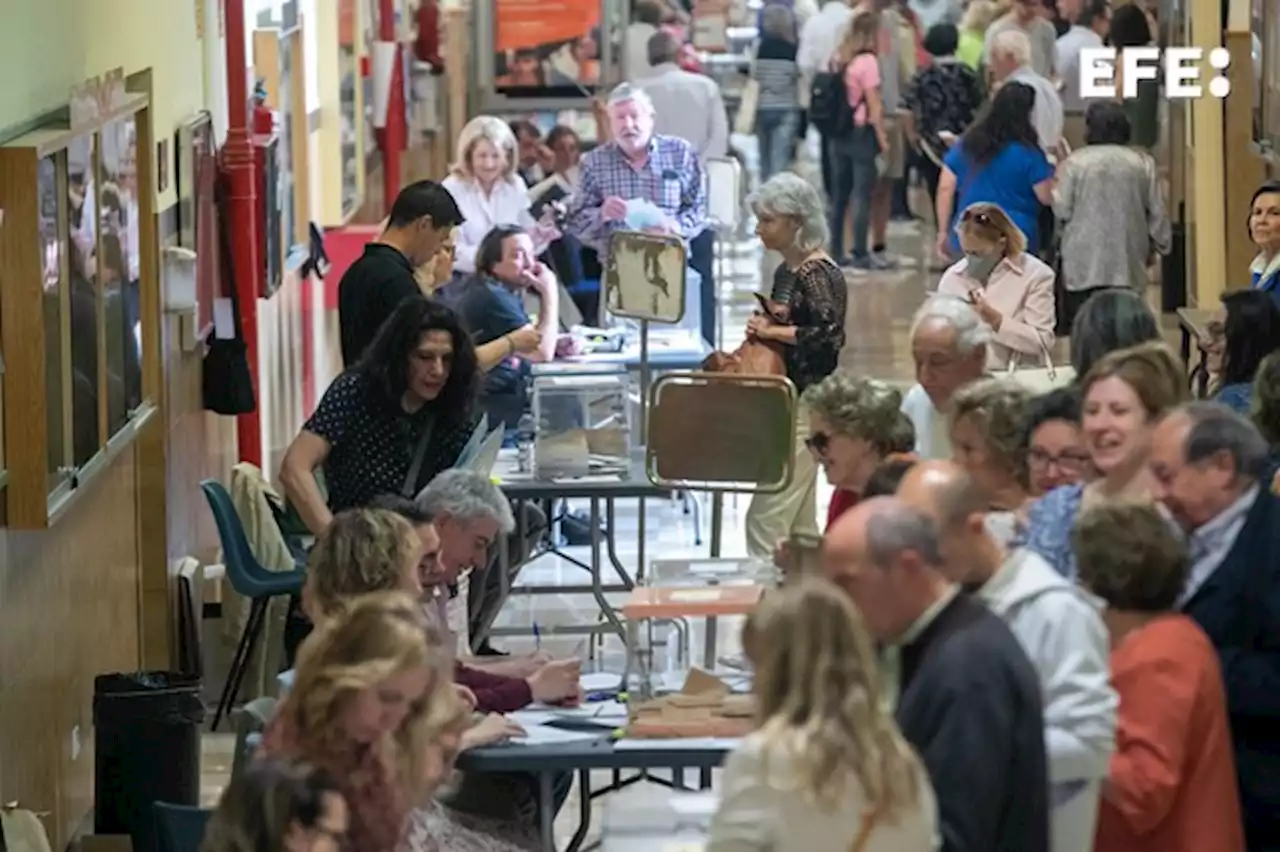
[199,136,1181,848]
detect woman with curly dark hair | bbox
[280,295,480,534]
[934,81,1056,261]
[1203,289,1280,413]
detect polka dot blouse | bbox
[305,371,473,511]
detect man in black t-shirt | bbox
[337,180,465,366]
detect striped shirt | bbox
[565,134,708,254]
[754,36,801,111]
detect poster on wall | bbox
[493,0,601,96]
[692,0,730,52]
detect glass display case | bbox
[531,367,631,479]
[0,87,156,527]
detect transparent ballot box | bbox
[531,367,633,479]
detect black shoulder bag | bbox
[202,175,258,415]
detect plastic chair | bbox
[201,479,306,731]
[152,802,213,852]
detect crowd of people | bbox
[194,0,1280,850]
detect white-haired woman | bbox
[442,116,559,281]
[744,172,848,558]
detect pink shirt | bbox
[843,53,880,126]
[935,252,1057,370]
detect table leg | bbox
[538,771,555,852]
[566,769,593,852]
[590,497,627,639]
[1196,351,1210,397]
[1180,327,1191,366]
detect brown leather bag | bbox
[701,296,790,376]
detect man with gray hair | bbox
[417,468,533,656]
[987,28,1064,155]
[901,296,990,459]
[637,31,728,162]
[565,81,714,344]
[824,497,1049,852]
[983,0,1058,80]
[1149,402,1280,848]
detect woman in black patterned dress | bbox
[743,172,848,557]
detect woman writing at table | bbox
[707,579,938,852]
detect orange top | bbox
[1095,614,1245,852]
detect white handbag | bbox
[1004,344,1075,394]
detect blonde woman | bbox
[828,12,889,270]
[201,759,348,852]
[442,116,559,277]
[957,0,1000,69]
[264,593,531,852]
[262,593,461,852]
[1021,342,1188,579]
[297,505,568,845]
[936,202,1055,370]
[707,579,938,852]
[948,377,1035,542]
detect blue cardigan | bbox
[1181,486,1280,848]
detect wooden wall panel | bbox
[0,446,142,849]
[162,284,237,569]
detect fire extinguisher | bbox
[415,0,442,70]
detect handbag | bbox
[734,78,761,135]
[701,295,789,376]
[202,174,257,415]
[1004,342,1075,393]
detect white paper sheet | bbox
[685,561,744,576]
[508,710,558,727]
[581,672,622,692]
[612,737,740,751]
[547,700,629,724]
[509,724,607,746]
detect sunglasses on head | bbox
[961,209,995,227]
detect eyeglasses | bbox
[1027,448,1090,472]
[804,432,831,454]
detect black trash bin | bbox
[93,672,205,852]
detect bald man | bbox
[824,498,1049,852]
[898,461,1115,852]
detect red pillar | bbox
[224,0,263,467]
[379,0,405,213]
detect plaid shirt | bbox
[566,134,708,254]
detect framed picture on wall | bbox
[175,110,217,341]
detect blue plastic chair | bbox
[153,802,213,852]
[201,479,306,731]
